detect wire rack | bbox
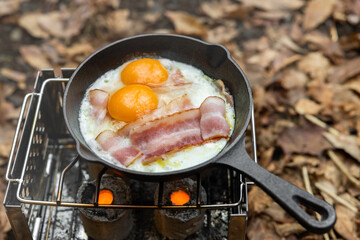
[5,69,257,210]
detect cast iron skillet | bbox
[63,34,336,233]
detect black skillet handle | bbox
[216,143,336,234]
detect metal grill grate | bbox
[4,69,257,239]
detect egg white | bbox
[79,58,235,172]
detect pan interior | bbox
[64,34,252,178]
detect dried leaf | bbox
[303,0,336,31]
[248,187,273,214]
[206,21,238,44]
[200,2,251,19]
[274,222,306,236]
[0,0,20,17]
[323,132,360,162]
[165,11,208,38]
[19,45,52,69]
[280,69,308,90]
[278,125,331,155]
[105,10,130,34]
[247,217,281,240]
[345,76,360,94]
[0,181,11,233]
[240,0,304,11]
[328,57,360,83]
[0,68,26,89]
[247,49,278,68]
[297,52,330,82]
[254,10,291,21]
[334,205,358,240]
[295,98,322,115]
[304,31,344,59]
[307,80,334,107]
[18,12,50,39]
[65,42,94,60]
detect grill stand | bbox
[4,69,257,239]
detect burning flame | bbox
[170,190,190,206]
[98,189,114,205]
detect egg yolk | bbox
[108,85,158,122]
[121,58,168,86]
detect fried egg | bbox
[79,58,235,172]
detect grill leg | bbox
[228,213,247,240]
[4,182,33,240]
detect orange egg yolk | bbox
[121,58,168,86]
[108,84,158,122]
[98,189,113,205]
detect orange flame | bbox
[170,190,190,206]
[98,189,114,205]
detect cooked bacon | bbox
[214,80,234,107]
[147,68,187,90]
[129,109,202,162]
[117,94,193,137]
[89,89,110,124]
[96,130,141,167]
[200,96,230,141]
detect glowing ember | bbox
[170,190,190,206]
[98,189,114,205]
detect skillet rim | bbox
[63,33,253,179]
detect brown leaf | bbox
[297,52,330,82]
[19,45,52,69]
[247,217,281,240]
[328,57,360,83]
[105,10,130,34]
[303,31,344,59]
[280,69,308,90]
[247,49,278,68]
[274,222,306,236]
[240,0,304,11]
[206,21,238,44]
[307,80,334,107]
[248,187,273,214]
[165,11,208,38]
[65,42,94,60]
[37,4,94,39]
[263,202,290,223]
[345,76,360,94]
[277,125,332,155]
[323,132,360,163]
[0,181,11,233]
[0,68,26,89]
[200,2,251,19]
[18,12,50,39]
[254,10,291,21]
[334,205,358,240]
[0,0,20,17]
[303,0,336,31]
[295,98,322,115]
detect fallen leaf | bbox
[201,2,251,19]
[105,10,130,34]
[0,181,11,233]
[65,42,94,60]
[0,0,20,17]
[37,4,94,39]
[286,155,320,168]
[303,31,344,59]
[323,132,360,162]
[18,12,50,39]
[19,45,52,69]
[248,187,273,214]
[263,202,290,223]
[328,57,360,83]
[165,11,208,38]
[303,0,336,31]
[334,205,358,240]
[274,222,306,236]
[306,80,334,106]
[280,69,308,90]
[295,98,322,115]
[271,53,302,74]
[206,21,238,44]
[277,125,331,155]
[254,10,291,21]
[247,217,281,240]
[247,49,278,68]
[345,76,360,94]
[297,52,330,82]
[0,68,26,89]
[240,0,304,11]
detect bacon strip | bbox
[117,94,193,137]
[200,96,230,141]
[129,109,203,162]
[96,130,141,167]
[89,89,109,124]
